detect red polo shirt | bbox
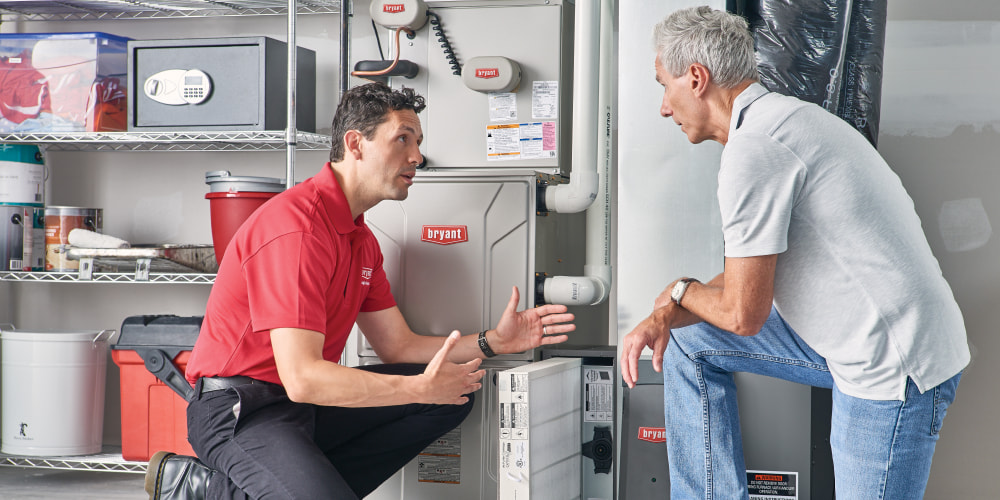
[186,163,396,385]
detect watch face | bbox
[671,281,684,302]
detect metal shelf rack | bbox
[0,0,343,472]
[0,447,146,474]
[0,0,341,21]
[0,131,333,152]
[0,271,215,283]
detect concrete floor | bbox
[0,466,146,499]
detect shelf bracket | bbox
[134,258,152,281]
[79,257,95,280]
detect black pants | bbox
[186,364,474,499]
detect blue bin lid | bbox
[0,32,131,44]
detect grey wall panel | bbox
[879,4,1000,497]
[617,1,813,498]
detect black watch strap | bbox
[477,330,497,358]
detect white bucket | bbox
[1,328,114,456]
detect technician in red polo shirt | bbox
[144,83,575,500]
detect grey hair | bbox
[652,6,758,88]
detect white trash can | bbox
[1,328,114,456]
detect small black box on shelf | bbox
[127,36,316,132]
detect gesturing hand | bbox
[491,286,576,354]
[420,331,485,405]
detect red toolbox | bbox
[111,315,200,462]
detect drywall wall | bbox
[880,4,1000,498]
[618,1,1000,498]
[616,0,815,497]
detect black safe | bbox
[127,36,316,132]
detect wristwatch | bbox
[670,278,698,305]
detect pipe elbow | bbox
[545,170,598,213]
[543,274,609,306]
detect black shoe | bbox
[145,451,213,500]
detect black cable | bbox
[371,19,385,60]
[427,10,461,76]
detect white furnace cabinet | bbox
[348,170,599,363]
[351,171,602,500]
[348,1,607,498]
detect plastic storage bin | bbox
[0,32,129,132]
[111,315,201,462]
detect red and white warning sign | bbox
[747,470,798,500]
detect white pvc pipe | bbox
[545,0,600,214]
[542,0,613,306]
[585,0,614,294]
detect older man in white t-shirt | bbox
[620,6,970,500]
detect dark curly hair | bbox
[329,82,426,162]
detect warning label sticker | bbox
[747,470,798,500]
[417,454,461,484]
[486,122,557,161]
[417,427,462,484]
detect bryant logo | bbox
[361,267,372,286]
[637,427,666,443]
[475,68,500,79]
[383,4,405,13]
[421,225,468,245]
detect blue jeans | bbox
[663,308,962,500]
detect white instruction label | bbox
[584,367,614,422]
[532,81,558,119]
[499,372,529,440]
[489,92,517,122]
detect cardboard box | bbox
[0,32,129,132]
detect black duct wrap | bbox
[730,0,888,147]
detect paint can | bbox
[44,206,102,271]
[0,205,44,271]
[0,144,45,207]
